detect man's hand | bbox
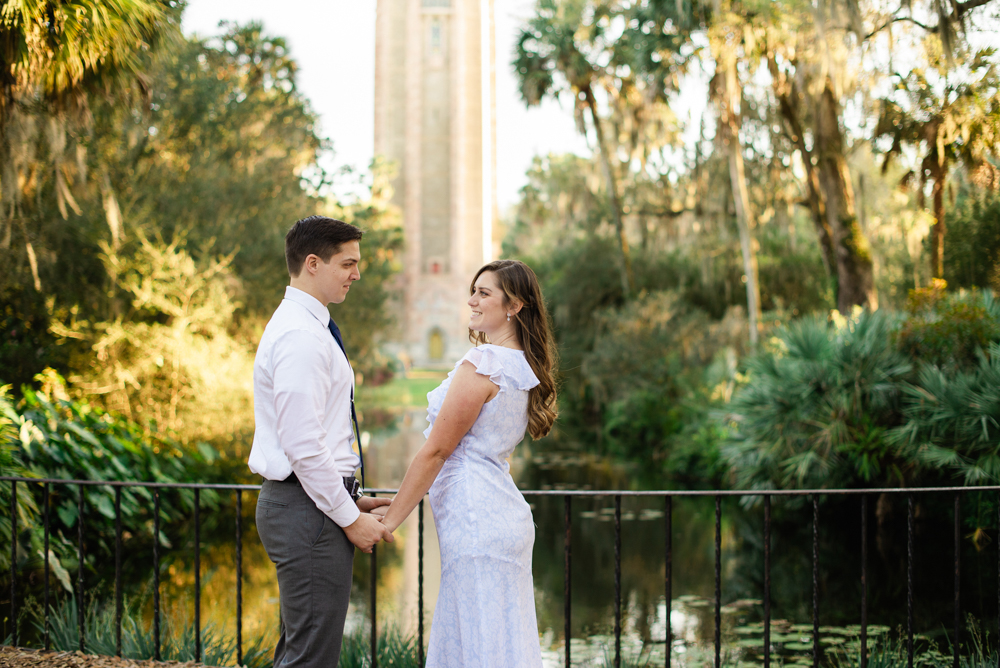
[368,505,389,518]
[356,496,391,514]
[343,512,394,553]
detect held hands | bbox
[343,507,394,553]
[342,496,392,553]
[361,496,395,529]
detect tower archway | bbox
[428,327,445,362]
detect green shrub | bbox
[896,281,1000,371]
[579,291,746,482]
[889,341,1000,483]
[723,310,912,490]
[35,594,272,668]
[331,622,421,668]
[0,384,39,577]
[943,189,1000,292]
[827,619,996,668]
[0,372,227,586]
[828,634,949,668]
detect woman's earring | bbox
[506,313,511,322]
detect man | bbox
[249,215,392,667]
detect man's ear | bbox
[303,253,320,275]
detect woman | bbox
[378,259,558,667]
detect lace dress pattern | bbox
[423,344,543,667]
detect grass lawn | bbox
[357,369,447,409]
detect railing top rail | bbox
[3,476,1000,496]
[0,476,261,491]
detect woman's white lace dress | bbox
[424,344,543,667]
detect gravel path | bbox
[0,647,212,668]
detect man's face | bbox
[316,240,361,304]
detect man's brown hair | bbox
[284,216,363,277]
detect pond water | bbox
[75,373,1000,667]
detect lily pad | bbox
[737,638,765,648]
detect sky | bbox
[182,0,591,210]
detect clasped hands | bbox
[343,496,394,554]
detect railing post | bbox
[812,495,820,668]
[371,543,378,668]
[564,495,572,668]
[714,495,722,668]
[9,479,16,647]
[153,489,161,661]
[236,490,243,667]
[614,494,622,668]
[763,495,771,668]
[43,482,50,650]
[371,493,378,668]
[861,494,868,668]
[907,494,914,668]
[418,497,424,667]
[194,487,201,663]
[954,493,960,668]
[665,495,672,668]
[78,484,85,653]
[115,486,122,657]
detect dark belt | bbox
[282,472,361,502]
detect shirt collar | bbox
[284,286,331,326]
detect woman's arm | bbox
[380,362,499,533]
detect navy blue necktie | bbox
[329,318,365,493]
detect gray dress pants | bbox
[257,478,355,668]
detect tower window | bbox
[430,19,442,51]
[423,0,450,6]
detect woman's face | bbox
[468,271,509,334]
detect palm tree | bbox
[514,0,637,296]
[1,0,178,287]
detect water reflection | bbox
[353,400,747,666]
[164,375,998,667]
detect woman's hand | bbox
[368,504,390,518]
[357,496,391,514]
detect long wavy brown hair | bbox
[469,260,558,439]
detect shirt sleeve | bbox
[271,328,361,527]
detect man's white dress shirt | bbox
[249,286,361,527]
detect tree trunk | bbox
[931,168,946,279]
[768,56,836,278]
[721,58,761,346]
[583,85,635,297]
[814,81,878,312]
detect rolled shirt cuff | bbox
[328,498,361,528]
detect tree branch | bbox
[956,0,996,17]
[865,0,997,38]
[866,15,936,39]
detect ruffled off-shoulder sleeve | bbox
[456,346,540,392]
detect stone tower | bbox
[375,0,497,367]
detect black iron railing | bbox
[3,477,1000,668]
